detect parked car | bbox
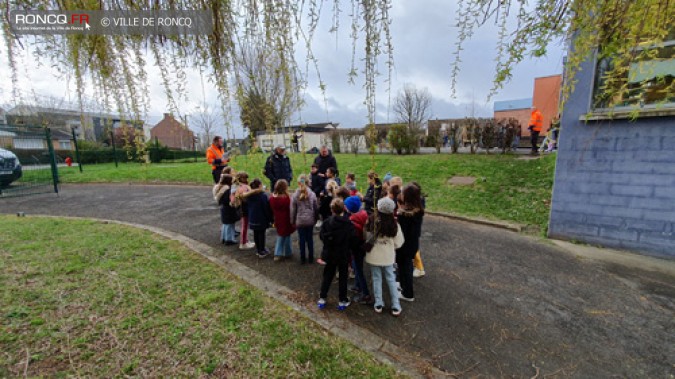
[0,148,22,188]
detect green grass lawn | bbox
[0,216,400,377]
[58,153,556,231]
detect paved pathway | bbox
[1,184,673,377]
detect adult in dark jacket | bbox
[318,198,355,310]
[264,146,293,190]
[395,184,424,302]
[313,145,338,191]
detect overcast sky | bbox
[0,1,566,138]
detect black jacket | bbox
[363,179,382,214]
[264,153,293,185]
[313,152,338,191]
[247,192,272,230]
[396,208,424,260]
[310,172,323,197]
[319,214,354,264]
[219,188,241,224]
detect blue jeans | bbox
[370,265,400,311]
[297,226,314,261]
[275,235,292,257]
[221,223,236,242]
[352,254,370,296]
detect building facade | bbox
[150,114,196,151]
[548,49,675,259]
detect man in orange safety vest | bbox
[206,136,229,183]
[528,106,543,156]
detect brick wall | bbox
[548,58,675,259]
[150,114,195,151]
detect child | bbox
[411,181,427,278]
[213,174,236,245]
[246,178,272,258]
[215,174,239,245]
[344,173,358,196]
[319,176,340,221]
[395,184,425,302]
[291,174,319,264]
[234,172,257,250]
[365,197,404,316]
[336,186,351,201]
[310,163,323,199]
[269,179,295,262]
[326,167,341,186]
[318,198,355,311]
[363,170,382,214]
[344,196,372,304]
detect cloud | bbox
[0,2,564,138]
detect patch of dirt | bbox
[446,176,477,185]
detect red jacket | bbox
[269,194,295,237]
[349,210,368,241]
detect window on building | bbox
[14,139,45,149]
[59,140,72,150]
[592,34,675,111]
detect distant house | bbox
[493,74,562,138]
[150,113,196,151]
[6,105,142,142]
[255,122,339,152]
[0,125,73,151]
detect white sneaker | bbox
[239,242,256,250]
[398,290,415,302]
[413,268,426,278]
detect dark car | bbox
[0,148,23,188]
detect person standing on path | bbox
[206,136,229,183]
[365,197,404,317]
[270,179,295,262]
[291,174,319,264]
[317,198,355,311]
[396,184,425,302]
[246,178,272,258]
[313,145,338,192]
[528,106,543,155]
[264,145,293,190]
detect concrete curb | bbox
[426,211,524,233]
[26,214,449,379]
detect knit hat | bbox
[383,172,393,183]
[377,197,396,215]
[344,196,362,214]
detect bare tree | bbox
[236,41,302,136]
[191,102,222,150]
[393,84,431,153]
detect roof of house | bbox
[8,104,122,119]
[0,125,72,140]
[493,98,532,112]
[255,122,339,136]
[151,114,194,134]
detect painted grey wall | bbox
[548,56,675,259]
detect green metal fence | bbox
[0,125,59,198]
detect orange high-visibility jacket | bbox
[206,144,228,170]
[529,109,543,132]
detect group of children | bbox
[213,164,426,317]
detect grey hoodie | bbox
[290,188,319,228]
